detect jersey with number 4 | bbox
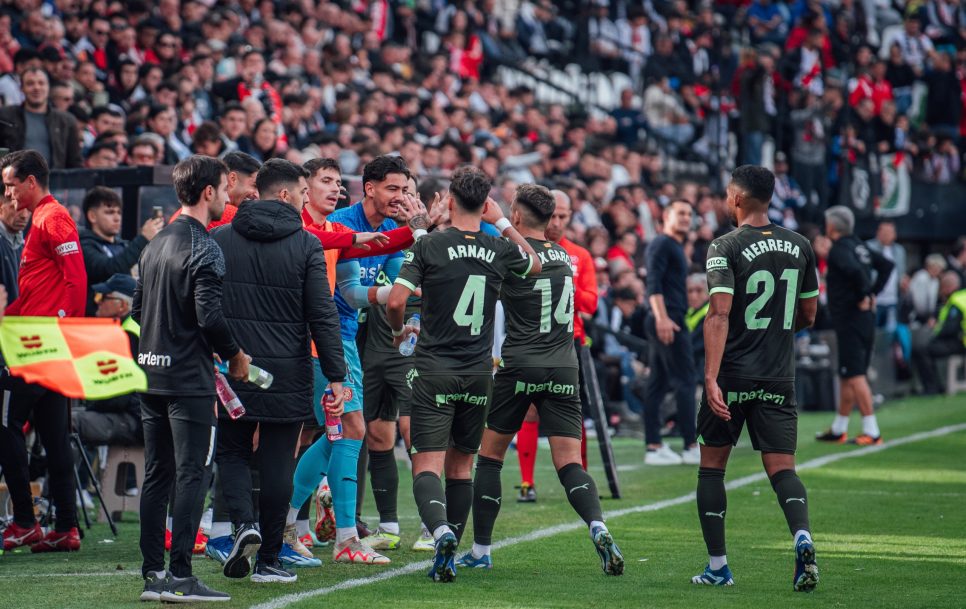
[395,228,533,375]
[500,238,577,369]
[705,223,818,381]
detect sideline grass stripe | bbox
[250,422,966,609]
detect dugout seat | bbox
[946,355,966,396]
[98,445,145,522]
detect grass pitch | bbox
[1,395,964,609]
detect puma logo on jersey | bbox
[785,497,806,504]
[703,510,726,519]
[481,495,501,505]
[568,483,590,494]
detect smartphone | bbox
[152,206,164,221]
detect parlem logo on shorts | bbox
[726,389,786,406]
[434,392,487,406]
[514,381,576,396]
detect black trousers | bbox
[0,373,77,531]
[913,337,966,395]
[216,418,300,562]
[139,394,216,578]
[642,314,697,447]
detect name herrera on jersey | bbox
[447,244,495,263]
[741,238,802,262]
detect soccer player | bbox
[387,166,542,582]
[815,206,894,445]
[459,184,623,574]
[169,150,260,227]
[694,165,820,591]
[513,189,598,502]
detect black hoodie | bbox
[212,200,345,423]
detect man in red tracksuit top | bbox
[514,189,599,501]
[1,150,87,552]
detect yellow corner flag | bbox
[0,316,147,399]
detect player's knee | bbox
[341,411,366,439]
[366,420,395,450]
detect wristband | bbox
[413,228,427,240]
[495,218,512,233]
[391,327,405,337]
[367,286,379,305]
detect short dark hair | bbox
[85,141,118,160]
[221,102,245,117]
[303,157,341,178]
[449,166,491,213]
[513,183,555,228]
[172,155,229,206]
[731,165,775,204]
[223,151,261,176]
[362,155,410,188]
[255,158,308,199]
[91,105,122,121]
[0,150,50,189]
[417,177,445,207]
[82,186,121,226]
[146,104,171,121]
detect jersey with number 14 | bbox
[705,223,818,381]
[395,228,532,375]
[500,238,577,369]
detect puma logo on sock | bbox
[785,497,806,504]
[481,495,501,505]
[568,483,590,494]
[703,510,726,519]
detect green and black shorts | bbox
[697,376,798,454]
[410,371,492,454]
[363,352,415,422]
[488,366,582,439]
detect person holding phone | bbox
[79,186,163,315]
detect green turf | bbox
[1,395,964,609]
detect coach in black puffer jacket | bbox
[211,159,345,570]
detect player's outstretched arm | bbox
[703,292,733,421]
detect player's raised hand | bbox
[705,379,731,421]
[354,231,390,250]
[481,197,506,224]
[428,191,449,229]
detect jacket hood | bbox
[232,199,303,242]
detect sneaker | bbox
[252,560,297,583]
[2,521,43,550]
[645,444,683,466]
[204,535,233,565]
[428,532,458,582]
[456,551,492,569]
[279,542,322,568]
[223,524,261,579]
[30,527,81,553]
[591,525,624,576]
[299,533,315,549]
[140,570,167,602]
[691,563,735,586]
[194,529,209,554]
[159,575,230,603]
[283,523,314,559]
[681,445,701,465]
[356,518,373,539]
[815,429,847,443]
[76,489,95,510]
[314,485,335,543]
[366,527,401,550]
[332,538,390,564]
[850,434,882,446]
[412,532,435,552]
[793,535,819,592]
[516,482,537,503]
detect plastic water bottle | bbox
[323,388,343,441]
[398,313,420,357]
[215,371,245,419]
[215,361,274,389]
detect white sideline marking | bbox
[249,422,966,609]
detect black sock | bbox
[368,449,399,525]
[296,445,311,522]
[557,462,603,524]
[697,467,727,556]
[445,478,473,544]
[355,446,369,520]
[770,469,810,535]
[471,456,503,546]
[413,471,448,533]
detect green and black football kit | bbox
[489,238,582,439]
[394,228,532,454]
[698,223,819,455]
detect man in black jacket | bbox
[0,67,83,169]
[80,187,163,315]
[817,206,894,446]
[133,155,251,604]
[211,158,347,584]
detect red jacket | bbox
[6,195,87,317]
[560,237,598,345]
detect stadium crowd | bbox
[1,0,966,597]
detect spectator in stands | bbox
[242,117,281,163]
[84,141,120,169]
[923,52,962,139]
[83,105,124,150]
[0,48,41,106]
[866,220,906,331]
[913,271,966,394]
[145,104,191,164]
[909,254,948,322]
[921,136,961,184]
[49,80,76,112]
[790,91,828,218]
[880,13,936,74]
[0,67,83,168]
[128,136,161,167]
[643,77,694,151]
[79,185,162,315]
[73,273,144,448]
[0,189,29,302]
[748,0,790,46]
[738,50,774,166]
[947,237,966,284]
